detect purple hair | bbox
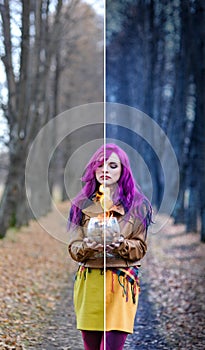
[68,143,152,232]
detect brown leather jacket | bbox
[68,201,147,268]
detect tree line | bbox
[0,0,103,238]
[1,0,204,242]
[106,0,205,241]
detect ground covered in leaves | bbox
[144,214,205,349]
[0,203,204,349]
[0,202,76,350]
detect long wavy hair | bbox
[68,143,152,232]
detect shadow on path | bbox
[124,280,170,349]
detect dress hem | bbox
[77,326,133,334]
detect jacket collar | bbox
[82,200,125,217]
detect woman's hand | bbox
[106,236,124,252]
[83,237,104,251]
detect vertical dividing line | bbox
[103,1,106,349]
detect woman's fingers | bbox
[83,238,104,250]
[106,236,124,250]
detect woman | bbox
[68,143,152,350]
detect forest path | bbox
[0,202,204,349]
[34,278,169,350]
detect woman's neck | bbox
[108,184,117,198]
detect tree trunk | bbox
[171,0,190,224]
[0,139,29,238]
[173,182,185,224]
[194,0,205,242]
[186,187,198,232]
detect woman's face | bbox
[95,152,122,187]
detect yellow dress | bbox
[74,266,140,333]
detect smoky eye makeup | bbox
[109,162,119,169]
[96,159,104,168]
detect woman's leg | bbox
[100,331,128,350]
[81,330,103,350]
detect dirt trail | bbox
[0,203,204,349]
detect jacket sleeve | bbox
[68,219,101,263]
[114,221,147,261]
